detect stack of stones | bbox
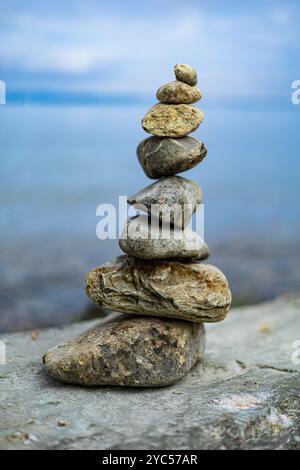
[43,64,232,388]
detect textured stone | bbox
[85,255,231,323]
[1,297,299,449]
[137,136,207,179]
[43,316,205,387]
[128,176,202,228]
[156,80,201,104]
[174,64,197,86]
[142,103,204,137]
[119,215,209,260]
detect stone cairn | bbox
[44,64,232,387]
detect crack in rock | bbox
[234,359,298,374]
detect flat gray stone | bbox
[156,81,201,104]
[137,136,207,179]
[141,103,204,138]
[128,176,202,228]
[1,297,299,449]
[119,215,209,260]
[85,255,231,323]
[43,316,205,387]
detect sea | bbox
[1,101,300,332]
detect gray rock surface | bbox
[128,176,202,228]
[174,64,197,86]
[1,297,299,449]
[119,215,209,260]
[156,81,201,104]
[85,255,231,323]
[137,136,207,179]
[142,103,204,137]
[43,316,205,387]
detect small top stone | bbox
[174,64,197,86]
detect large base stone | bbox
[43,315,205,387]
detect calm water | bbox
[1,104,300,332]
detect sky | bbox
[0,0,300,103]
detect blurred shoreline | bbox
[1,235,299,333]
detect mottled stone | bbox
[174,64,197,86]
[156,81,201,104]
[43,315,205,387]
[119,215,209,260]
[142,103,204,137]
[128,176,201,228]
[137,136,207,179]
[85,255,231,323]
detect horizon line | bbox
[2,90,297,111]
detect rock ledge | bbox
[0,296,299,450]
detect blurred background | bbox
[1,0,300,332]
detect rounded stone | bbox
[174,64,197,86]
[128,175,202,228]
[119,215,209,260]
[141,103,204,137]
[85,255,232,323]
[137,136,207,179]
[156,81,201,104]
[43,315,206,387]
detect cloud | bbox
[0,0,299,96]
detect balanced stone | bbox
[119,215,209,260]
[128,175,202,228]
[174,64,197,86]
[137,136,207,178]
[142,103,204,137]
[156,81,201,104]
[85,255,232,323]
[43,315,206,387]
